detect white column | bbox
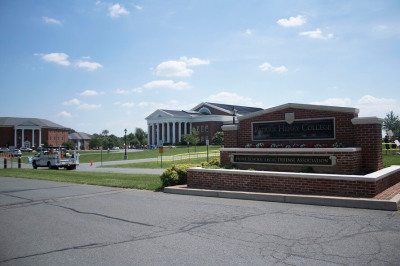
[152,123,155,146]
[156,123,160,146]
[147,124,151,147]
[172,122,176,144]
[190,122,192,134]
[161,123,165,143]
[167,122,170,143]
[179,122,182,142]
[22,129,25,147]
[32,129,35,148]
[39,129,42,146]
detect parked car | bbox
[0,147,9,153]
[20,147,33,152]
[10,149,22,157]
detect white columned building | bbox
[145,102,263,147]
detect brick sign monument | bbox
[187,103,400,198]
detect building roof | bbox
[0,117,68,129]
[69,132,93,140]
[205,102,263,115]
[239,103,360,121]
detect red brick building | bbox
[0,117,69,149]
[145,102,262,146]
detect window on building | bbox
[205,125,209,132]
[201,136,204,143]
[201,125,204,132]
[199,107,211,115]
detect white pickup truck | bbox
[32,147,79,170]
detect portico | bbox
[145,102,263,147]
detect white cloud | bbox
[143,80,191,90]
[62,98,81,106]
[57,111,72,118]
[374,25,388,31]
[156,60,193,77]
[356,95,400,118]
[156,56,210,77]
[259,62,288,73]
[309,95,400,119]
[109,3,129,18]
[179,56,210,66]
[244,29,253,36]
[135,5,143,10]
[310,98,352,107]
[39,53,70,66]
[299,28,333,40]
[77,103,102,110]
[277,15,306,27]
[80,90,101,96]
[115,87,143,95]
[140,100,195,112]
[75,60,103,71]
[42,16,61,25]
[62,98,101,110]
[204,92,263,108]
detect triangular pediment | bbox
[145,109,174,120]
[17,120,40,127]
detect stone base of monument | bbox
[220,147,363,175]
[186,165,400,199]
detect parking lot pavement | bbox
[1,177,400,265]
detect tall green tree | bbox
[182,128,200,151]
[89,133,103,149]
[212,131,224,146]
[134,128,147,145]
[383,111,400,137]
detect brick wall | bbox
[221,148,363,175]
[237,107,357,148]
[187,167,400,198]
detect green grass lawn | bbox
[2,150,398,190]
[17,145,221,164]
[0,169,162,190]
[105,155,219,169]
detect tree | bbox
[135,128,147,145]
[182,128,200,150]
[62,141,75,150]
[383,111,400,137]
[89,134,103,149]
[212,131,224,146]
[101,129,109,137]
[107,134,121,149]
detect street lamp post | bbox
[232,106,237,124]
[124,128,128,160]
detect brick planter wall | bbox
[220,148,363,175]
[187,166,400,198]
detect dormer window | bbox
[199,107,211,115]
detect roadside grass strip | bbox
[0,169,162,190]
[101,155,220,169]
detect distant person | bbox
[384,135,390,155]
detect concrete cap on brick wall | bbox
[222,125,239,131]
[351,117,383,125]
[238,103,360,121]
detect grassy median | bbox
[0,169,162,190]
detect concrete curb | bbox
[164,186,400,211]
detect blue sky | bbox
[1,0,399,136]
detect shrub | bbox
[202,157,220,168]
[160,164,196,187]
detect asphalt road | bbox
[0,177,399,265]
